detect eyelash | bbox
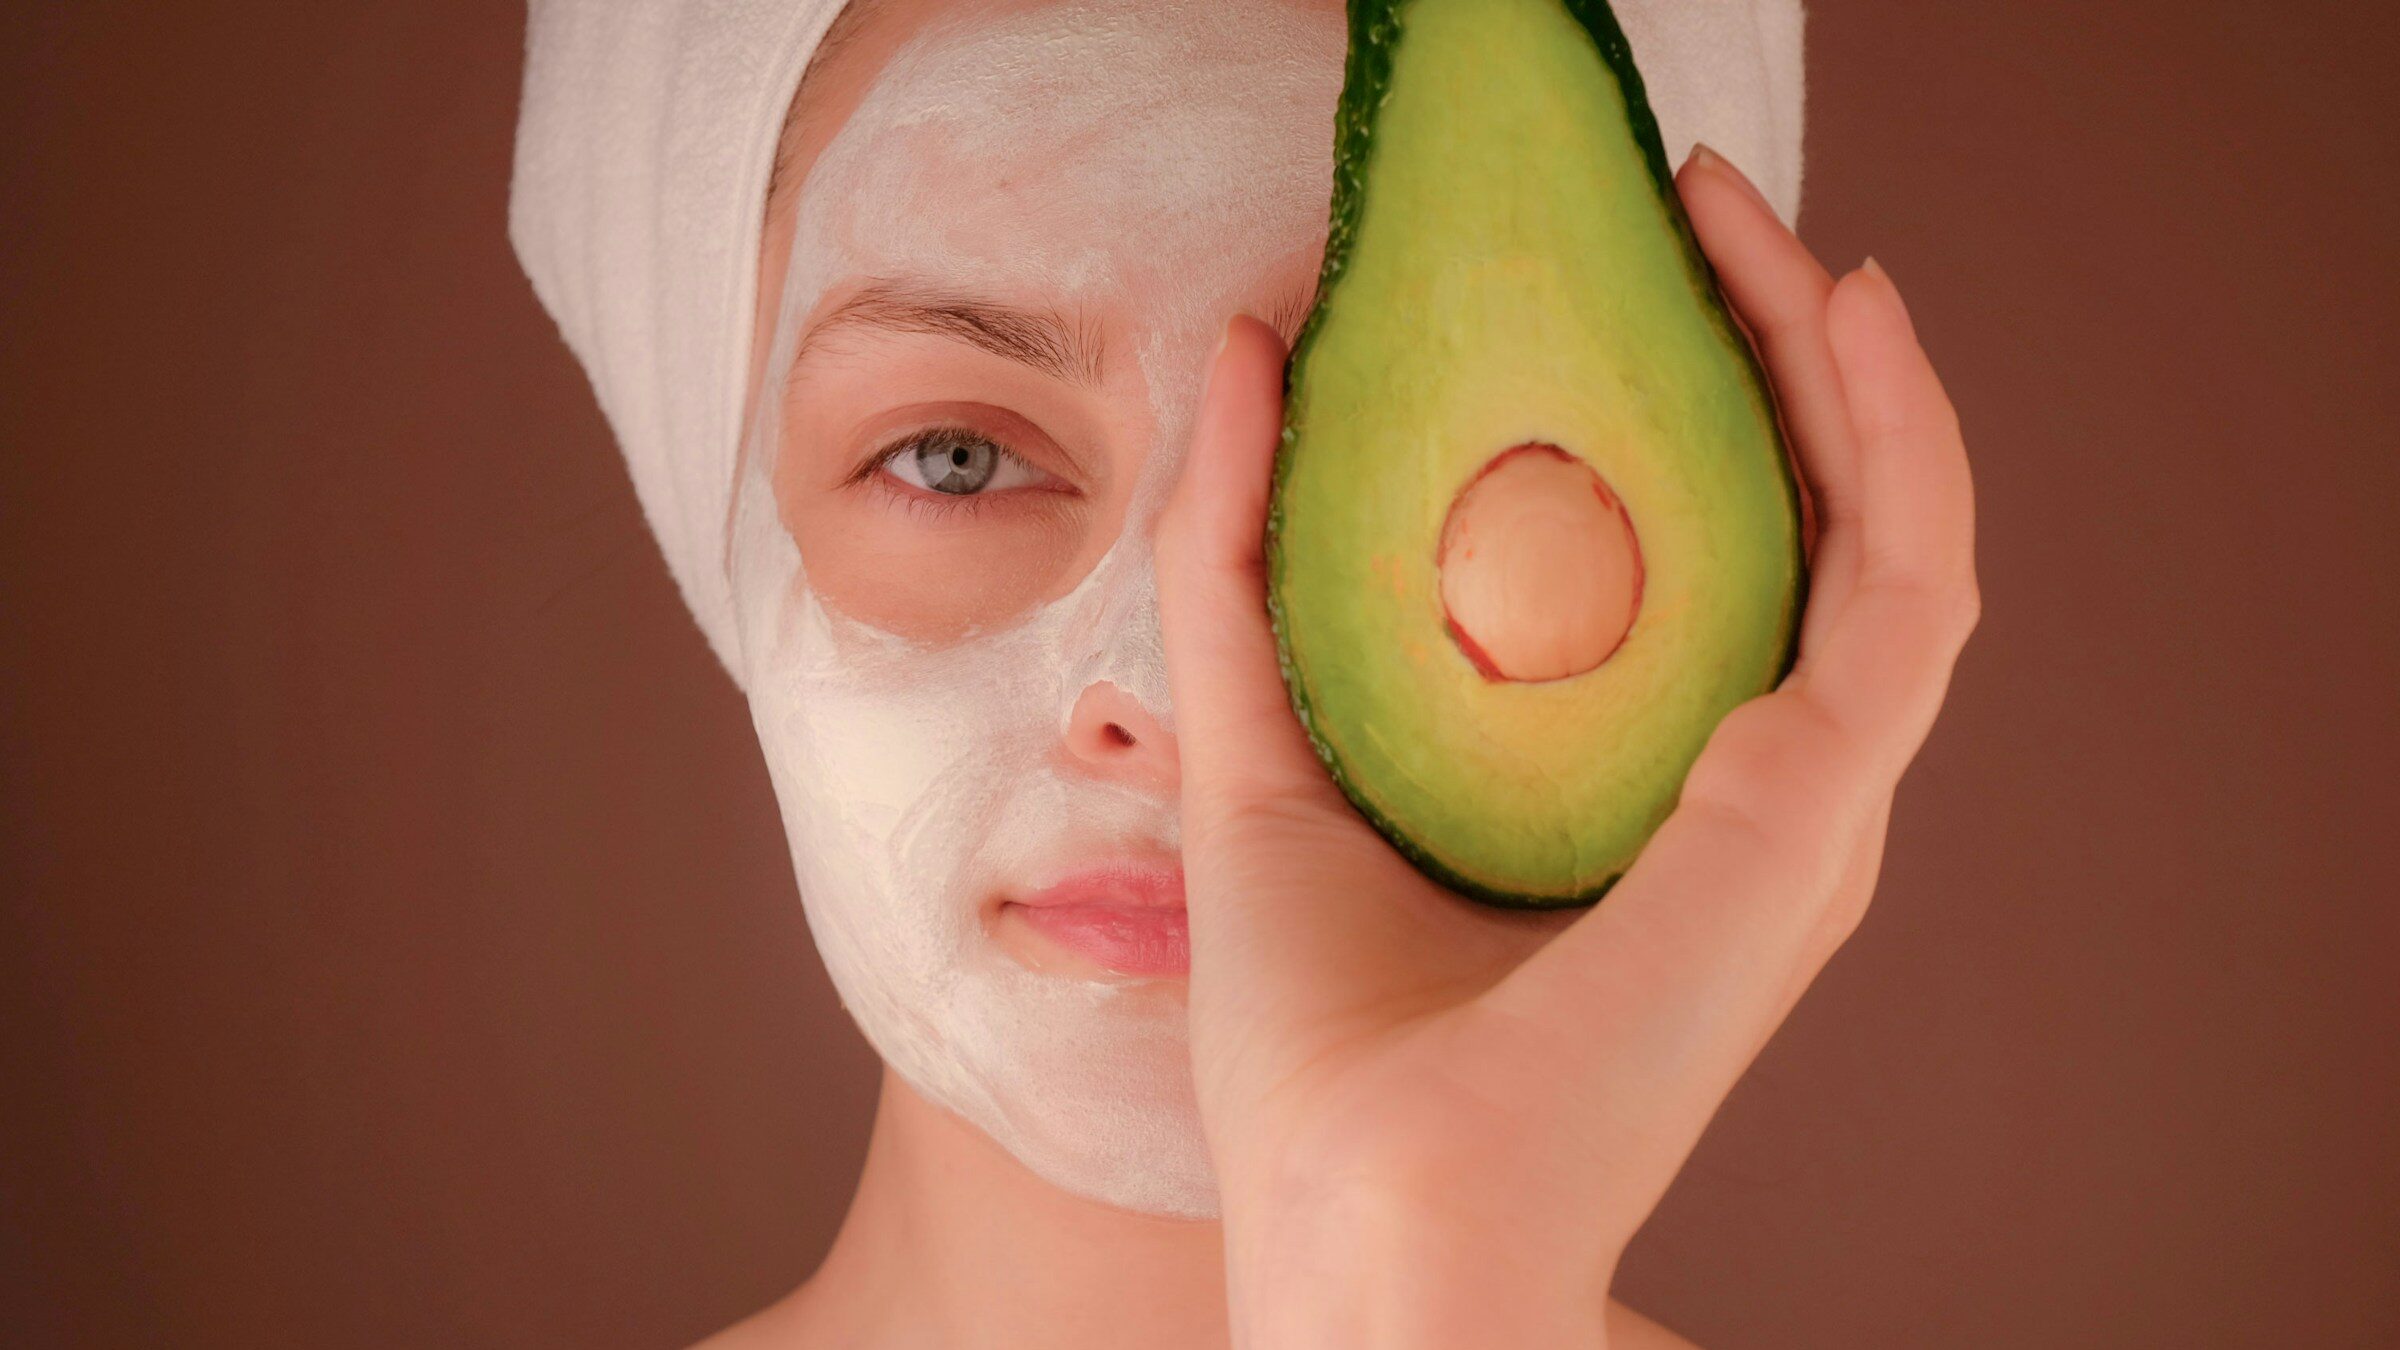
[852,424,1056,518]
[889,478,1000,522]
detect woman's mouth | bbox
[1000,862,1188,979]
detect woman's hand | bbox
[1154,145,1980,1349]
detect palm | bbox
[1183,725,1880,1265]
[1185,811,1608,1228]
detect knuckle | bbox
[1815,880,1877,955]
[1672,786,1785,860]
[1953,581,1985,640]
[1861,566,1980,635]
[1934,394,1966,444]
[1202,778,1348,846]
[1756,292,1826,343]
[1680,696,1841,836]
[1911,572,1982,644]
[1854,400,1911,444]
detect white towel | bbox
[508,0,1806,680]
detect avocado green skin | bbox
[1265,0,1809,910]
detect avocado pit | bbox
[1437,443,1643,682]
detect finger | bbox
[1155,313,1347,816]
[1678,145,1863,651]
[1159,317,1456,1027]
[1794,260,1981,772]
[1824,794,1892,960]
[1679,146,1842,460]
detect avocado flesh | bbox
[1269,0,1806,907]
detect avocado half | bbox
[1267,0,1807,908]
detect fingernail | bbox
[1861,257,1918,337]
[1689,142,1775,217]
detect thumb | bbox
[1160,317,1535,1035]
[1156,314,1348,821]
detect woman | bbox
[509,0,1977,1343]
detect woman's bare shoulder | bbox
[685,1288,810,1350]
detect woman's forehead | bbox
[779,1,1340,210]
[785,0,1345,305]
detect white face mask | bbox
[728,0,1346,1218]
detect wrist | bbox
[1222,1180,1618,1350]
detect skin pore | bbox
[696,0,1983,1344]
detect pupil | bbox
[918,434,997,494]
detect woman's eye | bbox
[879,428,1050,496]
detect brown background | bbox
[4,2,2396,1346]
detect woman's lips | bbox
[1003,863,1188,978]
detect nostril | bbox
[1062,682,1177,791]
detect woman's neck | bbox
[711,1068,1230,1350]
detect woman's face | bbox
[730,0,1345,1217]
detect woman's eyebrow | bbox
[794,279,1105,386]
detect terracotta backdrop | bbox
[4,3,2395,1346]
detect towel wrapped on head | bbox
[506,0,1806,680]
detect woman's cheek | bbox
[782,485,1092,644]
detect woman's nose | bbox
[1061,681,1180,795]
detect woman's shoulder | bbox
[685,1287,807,1350]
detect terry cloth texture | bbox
[508,0,1807,680]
